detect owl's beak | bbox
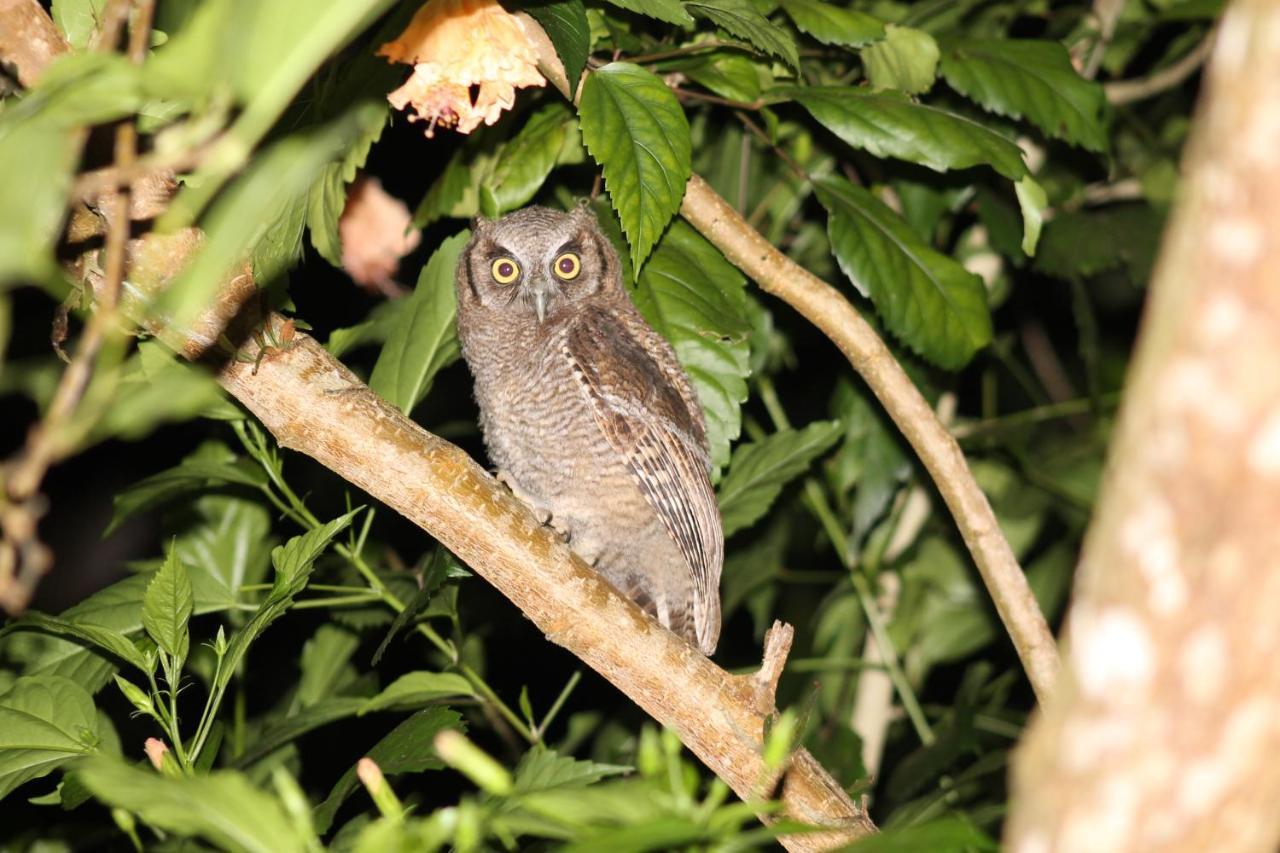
[533,290,549,323]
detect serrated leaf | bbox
[142,547,194,663]
[314,708,463,833]
[481,103,579,216]
[0,676,102,801]
[778,0,882,48]
[524,0,591,97]
[940,39,1109,153]
[860,25,939,94]
[685,0,799,69]
[815,175,992,369]
[789,87,1027,180]
[579,63,692,274]
[599,0,692,25]
[0,612,151,675]
[512,747,630,793]
[357,672,475,716]
[717,421,843,536]
[76,759,303,853]
[626,221,751,475]
[369,230,469,415]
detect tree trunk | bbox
[1006,2,1280,850]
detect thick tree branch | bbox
[0,0,69,86]
[680,176,1060,703]
[1008,1,1280,849]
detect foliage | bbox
[0,0,1209,848]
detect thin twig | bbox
[1105,29,1216,105]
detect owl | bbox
[454,205,724,655]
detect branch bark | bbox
[1007,3,1280,849]
[680,177,1061,703]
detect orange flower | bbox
[339,176,421,294]
[380,0,546,137]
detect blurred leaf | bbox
[109,446,265,536]
[481,103,580,216]
[941,39,1110,153]
[296,626,360,709]
[89,342,228,445]
[51,0,109,49]
[0,676,102,801]
[627,220,751,474]
[524,0,591,97]
[1034,204,1165,285]
[718,421,843,536]
[172,494,276,608]
[845,816,995,851]
[77,759,304,853]
[141,547,194,663]
[369,230,469,415]
[232,698,368,769]
[790,87,1027,180]
[314,708,463,833]
[666,52,768,103]
[779,0,884,48]
[686,0,799,69]
[816,175,992,369]
[579,62,692,273]
[861,25,939,94]
[599,0,693,25]
[327,300,402,359]
[357,672,475,715]
[413,136,502,227]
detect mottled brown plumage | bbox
[454,205,723,654]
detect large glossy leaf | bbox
[0,676,102,801]
[599,0,692,25]
[685,0,799,69]
[524,0,591,97]
[778,0,883,48]
[940,39,1109,153]
[579,63,692,274]
[142,547,194,663]
[76,759,304,853]
[369,231,469,415]
[480,103,580,217]
[815,175,992,369]
[789,87,1027,180]
[627,221,751,475]
[861,25,939,94]
[314,707,463,833]
[717,421,844,536]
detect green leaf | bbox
[413,138,501,227]
[717,421,843,536]
[664,53,768,103]
[940,39,1110,153]
[141,547,194,663]
[778,0,883,48]
[327,300,401,359]
[314,708,463,833]
[158,102,385,328]
[598,0,692,25]
[815,175,992,369]
[1034,204,1165,285]
[627,221,751,475]
[481,103,580,217]
[685,0,799,69]
[789,87,1027,180]
[847,817,994,852]
[231,698,368,769]
[358,672,476,716]
[579,62,692,273]
[860,25,939,95]
[109,442,267,535]
[76,759,304,853]
[0,612,151,675]
[0,676,102,801]
[524,0,591,97]
[172,494,276,609]
[512,747,630,794]
[1014,175,1047,256]
[368,230,469,415]
[296,625,360,709]
[51,0,109,49]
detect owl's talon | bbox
[496,469,555,527]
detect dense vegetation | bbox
[0,0,1216,849]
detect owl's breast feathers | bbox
[560,303,724,654]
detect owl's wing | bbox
[562,304,723,653]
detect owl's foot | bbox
[495,470,570,542]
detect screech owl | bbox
[455,205,724,655]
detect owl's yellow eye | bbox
[553,252,581,280]
[491,257,520,284]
